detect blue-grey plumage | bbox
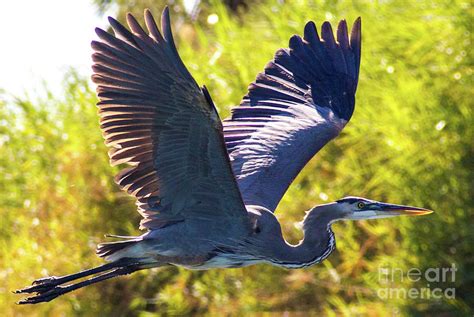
[223,18,360,212]
[15,7,432,304]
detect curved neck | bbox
[260,205,337,268]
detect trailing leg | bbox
[17,265,141,304]
[15,259,130,295]
[15,258,160,304]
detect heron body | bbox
[16,7,432,304]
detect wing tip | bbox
[143,8,154,25]
[94,27,107,38]
[351,17,361,35]
[161,6,171,40]
[289,34,303,48]
[303,21,319,43]
[304,17,361,49]
[336,19,349,48]
[350,17,362,73]
[162,5,170,17]
[125,12,138,27]
[107,15,118,26]
[320,21,336,46]
[350,17,362,46]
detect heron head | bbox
[335,196,433,220]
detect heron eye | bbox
[357,202,365,209]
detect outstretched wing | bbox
[223,19,361,212]
[91,8,250,232]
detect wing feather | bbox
[224,18,362,212]
[92,8,250,234]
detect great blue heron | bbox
[16,7,432,304]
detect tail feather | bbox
[96,239,141,258]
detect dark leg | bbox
[15,258,133,295]
[17,265,141,304]
[15,259,161,304]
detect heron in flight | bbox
[16,7,432,304]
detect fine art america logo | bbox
[377,264,457,299]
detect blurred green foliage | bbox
[1,0,473,315]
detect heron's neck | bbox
[266,206,336,268]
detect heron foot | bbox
[17,286,63,304]
[32,276,58,285]
[15,260,148,304]
[15,277,60,294]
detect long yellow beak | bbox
[379,203,433,216]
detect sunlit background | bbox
[0,1,117,99]
[1,0,472,316]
